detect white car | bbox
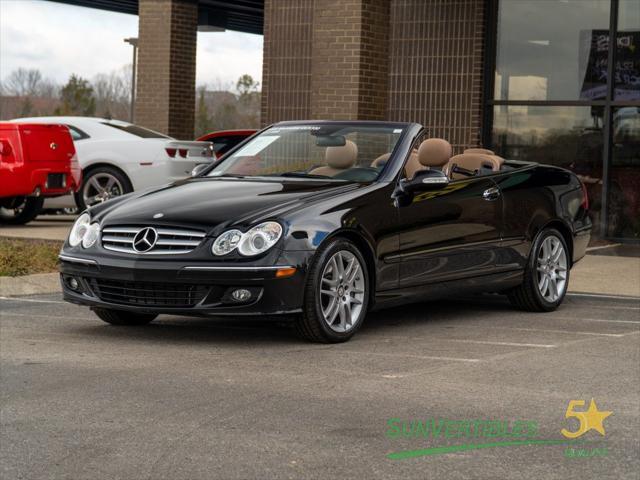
[11,117,215,210]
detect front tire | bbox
[508,228,570,312]
[92,308,157,326]
[295,238,370,343]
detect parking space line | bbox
[336,349,481,363]
[567,292,640,301]
[492,327,627,337]
[565,303,640,311]
[446,339,556,348]
[0,297,65,304]
[552,316,640,325]
[1,312,88,321]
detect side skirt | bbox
[371,269,524,311]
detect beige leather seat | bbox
[463,148,496,155]
[309,140,358,177]
[444,152,503,180]
[405,138,452,179]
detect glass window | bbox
[101,122,170,139]
[615,0,640,100]
[608,107,640,238]
[66,125,89,141]
[207,123,404,182]
[492,106,604,235]
[495,0,610,101]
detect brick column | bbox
[135,0,197,139]
[310,0,389,120]
[261,0,390,125]
[388,0,486,151]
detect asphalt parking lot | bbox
[1,292,639,480]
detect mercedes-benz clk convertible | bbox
[59,121,592,343]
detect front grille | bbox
[88,278,209,307]
[101,226,206,255]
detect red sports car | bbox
[196,129,256,158]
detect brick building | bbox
[45,0,640,242]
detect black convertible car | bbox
[59,121,591,343]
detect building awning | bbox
[44,0,264,34]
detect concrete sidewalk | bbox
[0,215,73,242]
[570,253,640,297]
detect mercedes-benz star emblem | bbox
[133,227,158,253]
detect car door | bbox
[395,159,503,288]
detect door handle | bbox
[482,187,501,201]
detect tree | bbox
[2,68,57,98]
[236,74,259,100]
[54,74,96,116]
[194,86,213,137]
[3,68,42,96]
[93,65,131,120]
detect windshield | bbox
[207,123,405,182]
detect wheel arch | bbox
[320,228,378,308]
[536,219,574,267]
[81,162,134,190]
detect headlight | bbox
[211,229,243,256]
[68,213,90,247]
[237,222,283,256]
[211,222,283,257]
[82,223,100,248]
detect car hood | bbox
[93,178,360,234]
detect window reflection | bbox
[492,106,604,236]
[615,0,640,100]
[609,107,640,238]
[495,0,610,101]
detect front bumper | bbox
[59,251,311,317]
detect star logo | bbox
[561,399,612,438]
[132,227,158,253]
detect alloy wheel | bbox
[319,250,366,333]
[536,235,568,302]
[82,173,124,207]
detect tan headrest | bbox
[326,140,357,169]
[448,153,502,173]
[464,148,495,155]
[371,152,391,168]
[418,138,452,167]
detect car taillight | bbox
[178,148,188,158]
[165,147,177,157]
[580,181,589,210]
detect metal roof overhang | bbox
[44,0,264,34]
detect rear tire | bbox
[294,238,370,343]
[508,228,570,312]
[0,197,44,225]
[93,308,157,326]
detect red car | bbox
[0,123,81,224]
[196,129,256,158]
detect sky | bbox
[0,0,264,90]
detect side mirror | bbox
[191,163,209,177]
[400,169,449,194]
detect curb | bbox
[0,272,61,297]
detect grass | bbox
[0,237,62,277]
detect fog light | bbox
[68,277,79,290]
[231,288,252,302]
